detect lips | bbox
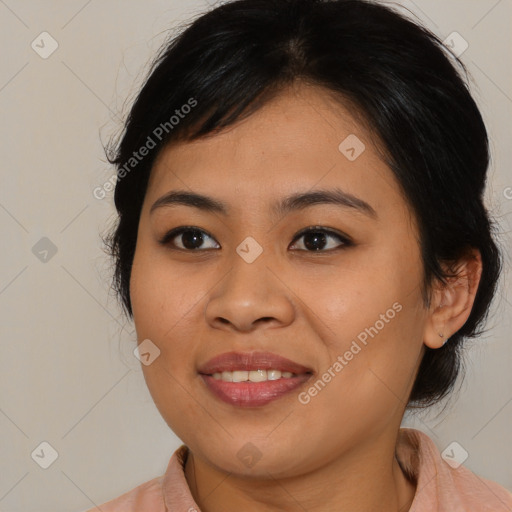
[197,351,314,407]
[201,373,312,407]
[197,351,314,375]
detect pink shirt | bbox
[86,428,512,511]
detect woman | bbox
[88,0,512,510]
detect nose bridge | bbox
[204,240,295,331]
[227,229,275,294]
[228,245,273,298]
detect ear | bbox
[423,248,483,349]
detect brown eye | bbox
[159,227,220,250]
[290,227,352,252]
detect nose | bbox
[204,253,295,333]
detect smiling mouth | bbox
[207,369,307,382]
[197,351,314,407]
[200,370,313,407]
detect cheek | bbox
[298,245,425,402]
[130,249,208,434]
[294,300,424,447]
[130,244,202,339]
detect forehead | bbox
[145,83,406,221]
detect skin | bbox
[129,82,482,512]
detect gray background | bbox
[0,1,510,511]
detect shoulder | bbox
[82,444,193,512]
[398,428,512,512]
[83,475,165,512]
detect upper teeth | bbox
[212,370,295,382]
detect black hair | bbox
[103,0,502,409]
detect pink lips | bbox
[198,351,314,408]
[198,351,313,374]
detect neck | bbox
[184,430,417,512]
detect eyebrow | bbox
[149,187,377,219]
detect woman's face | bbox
[130,83,431,477]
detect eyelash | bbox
[158,225,353,253]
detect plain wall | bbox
[0,1,510,511]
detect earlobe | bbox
[423,249,483,349]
